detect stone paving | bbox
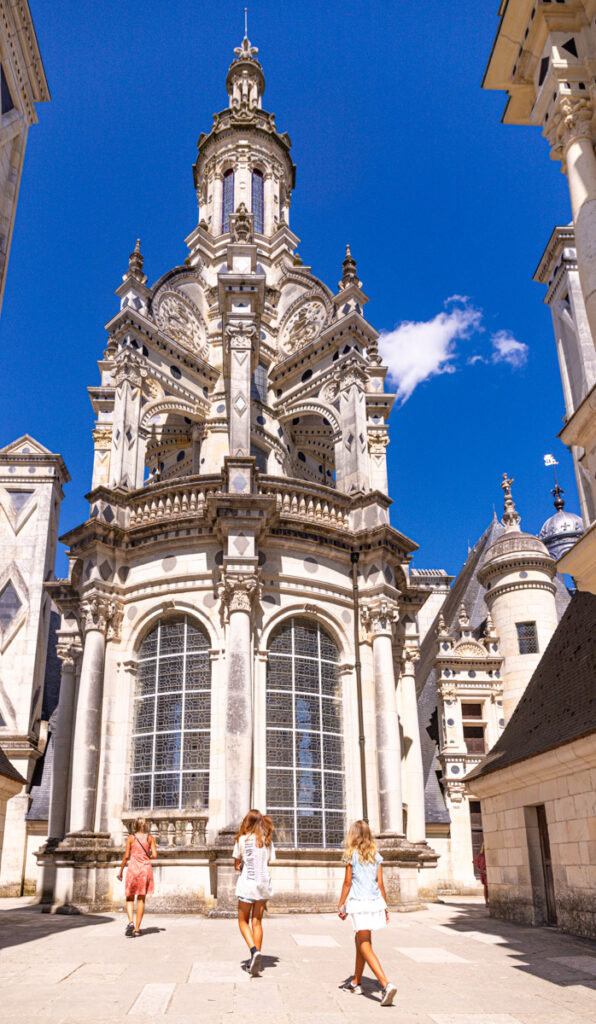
[1,896,595,1023]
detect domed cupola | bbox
[539,484,584,561]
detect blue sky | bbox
[0,1,576,577]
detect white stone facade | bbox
[0,0,49,314]
[37,36,439,912]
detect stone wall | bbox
[471,734,596,940]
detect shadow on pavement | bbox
[436,899,596,991]
[136,926,166,936]
[0,902,113,951]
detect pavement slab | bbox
[1,896,596,1023]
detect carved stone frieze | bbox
[80,596,123,640]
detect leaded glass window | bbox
[222,169,234,232]
[130,617,211,810]
[252,169,264,233]
[266,617,345,848]
[516,621,538,655]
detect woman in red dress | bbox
[117,818,157,936]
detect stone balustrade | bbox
[260,476,351,529]
[128,478,219,527]
[121,810,208,848]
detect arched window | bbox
[130,616,211,810]
[222,168,234,233]
[251,169,264,233]
[266,617,345,847]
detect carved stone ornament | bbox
[92,426,112,450]
[225,321,258,349]
[439,684,458,703]
[113,352,147,389]
[155,292,205,355]
[452,640,487,659]
[56,637,83,667]
[218,572,261,620]
[401,645,420,670]
[142,376,164,401]
[368,428,389,456]
[360,598,398,636]
[280,299,327,355]
[446,781,466,805]
[339,361,368,390]
[550,96,594,158]
[229,203,253,243]
[321,379,340,403]
[80,596,123,640]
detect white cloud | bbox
[490,329,529,368]
[378,298,483,404]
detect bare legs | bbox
[237,900,266,952]
[135,895,146,932]
[352,930,388,989]
[126,900,134,925]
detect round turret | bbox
[538,485,583,560]
[477,474,559,722]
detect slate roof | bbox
[27,610,61,820]
[415,515,572,824]
[0,745,25,785]
[467,590,596,781]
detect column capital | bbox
[400,644,420,672]
[80,595,123,640]
[217,570,261,621]
[225,320,258,348]
[367,427,390,456]
[360,597,398,637]
[547,96,595,162]
[338,358,368,390]
[56,636,83,667]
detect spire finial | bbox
[501,472,521,531]
[339,243,361,290]
[244,6,248,37]
[126,238,147,285]
[552,482,565,511]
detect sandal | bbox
[133,929,141,937]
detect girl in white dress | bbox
[233,809,275,976]
[338,820,397,1006]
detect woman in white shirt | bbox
[233,809,275,975]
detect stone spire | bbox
[124,239,147,285]
[339,244,361,291]
[501,472,521,532]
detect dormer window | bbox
[222,168,234,232]
[252,169,264,233]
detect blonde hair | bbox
[344,819,376,864]
[236,809,274,848]
[132,818,149,834]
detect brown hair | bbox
[132,818,149,834]
[235,809,274,848]
[344,819,376,864]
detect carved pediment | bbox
[452,640,487,659]
[153,289,207,357]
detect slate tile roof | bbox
[0,745,25,785]
[467,590,596,781]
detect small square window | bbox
[462,703,483,720]
[516,622,538,655]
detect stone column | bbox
[337,359,370,495]
[361,599,403,836]
[212,172,223,234]
[400,647,426,843]
[48,638,81,840]
[110,351,146,490]
[549,97,596,347]
[218,571,260,826]
[225,321,257,458]
[68,597,121,835]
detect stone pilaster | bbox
[225,321,257,459]
[360,597,403,837]
[67,596,122,835]
[337,360,370,495]
[109,351,147,490]
[367,428,389,494]
[218,569,260,826]
[547,97,596,353]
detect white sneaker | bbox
[249,950,262,976]
[380,982,397,1006]
[345,981,362,994]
